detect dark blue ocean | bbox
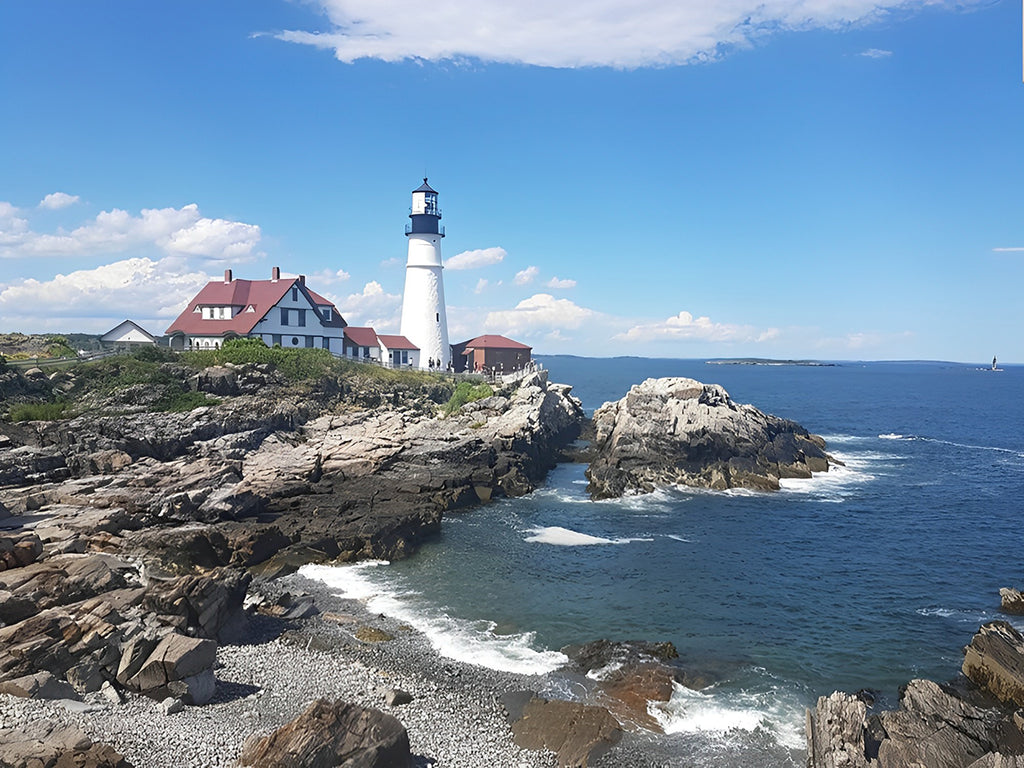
[304,357,1024,765]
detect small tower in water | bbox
[400,178,450,370]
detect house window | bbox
[297,310,306,327]
[291,337,299,346]
[401,350,408,364]
[323,307,331,321]
[281,308,289,326]
[291,287,298,302]
[362,347,370,358]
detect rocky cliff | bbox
[0,365,583,746]
[586,376,835,498]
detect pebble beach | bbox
[0,571,661,768]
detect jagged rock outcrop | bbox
[1000,588,1024,615]
[502,691,622,768]
[237,698,411,768]
[962,621,1024,707]
[586,377,834,497]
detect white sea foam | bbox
[664,534,693,543]
[300,562,568,675]
[524,526,654,546]
[648,681,806,750]
[879,433,1024,458]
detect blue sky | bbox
[1,0,1021,361]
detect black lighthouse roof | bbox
[413,178,437,194]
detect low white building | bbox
[166,267,348,352]
[377,334,420,368]
[100,320,158,346]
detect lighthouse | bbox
[399,178,450,370]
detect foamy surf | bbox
[524,526,654,546]
[648,681,806,751]
[300,562,568,675]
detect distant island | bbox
[706,358,837,367]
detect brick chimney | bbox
[298,275,305,285]
[272,266,280,282]
[224,268,232,283]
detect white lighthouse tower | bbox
[400,178,450,370]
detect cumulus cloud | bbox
[445,246,506,270]
[39,192,80,210]
[337,280,402,330]
[275,0,971,68]
[484,293,599,338]
[858,48,893,58]
[0,203,263,262]
[546,276,576,289]
[614,310,779,344]
[0,257,211,332]
[514,266,539,286]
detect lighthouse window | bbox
[436,312,439,322]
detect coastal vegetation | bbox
[442,381,495,415]
[0,335,458,422]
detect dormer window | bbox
[323,307,332,321]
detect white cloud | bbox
[0,203,263,262]
[379,256,403,268]
[39,192,81,210]
[514,265,539,286]
[546,276,576,289]
[858,48,893,58]
[614,310,779,344]
[484,293,599,337]
[276,0,971,68]
[336,280,402,330]
[445,246,506,270]
[474,278,489,294]
[308,268,351,285]
[993,247,1024,252]
[0,257,211,333]
[0,203,29,246]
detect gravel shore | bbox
[0,571,663,767]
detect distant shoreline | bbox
[705,358,837,367]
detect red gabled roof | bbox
[165,276,343,337]
[376,334,419,351]
[344,327,379,347]
[460,334,532,350]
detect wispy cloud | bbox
[514,265,539,285]
[38,192,80,210]
[992,247,1024,252]
[546,276,576,289]
[277,0,973,68]
[445,246,506,270]
[858,48,893,58]
[614,310,778,344]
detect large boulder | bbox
[963,621,1024,707]
[806,691,872,768]
[116,631,217,705]
[503,691,622,768]
[586,377,834,497]
[237,698,411,768]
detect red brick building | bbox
[451,334,532,374]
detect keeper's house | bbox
[166,267,347,352]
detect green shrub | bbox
[155,389,217,412]
[131,345,176,363]
[442,381,494,415]
[9,401,69,422]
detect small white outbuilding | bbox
[100,320,158,346]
